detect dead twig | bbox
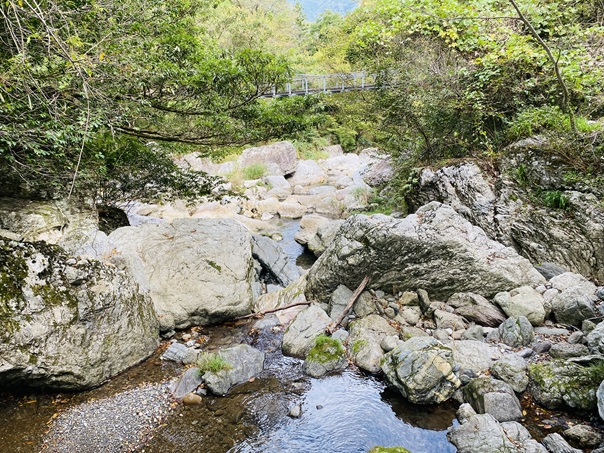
[326,276,370,334]
[236,300,312,320]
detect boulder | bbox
[491,355,529,393]
[494,286,546,326]
[550,272,597,294]
[463,378,523,422]
[171,367,204,400]
[447,293,507,327]
[360,157,393,187]
[252,235,300,287]
[434,310,467,330]
[381,336,460,404]
[288,160,328,187]
[253,276,307,315]
[202,344,265,395]
[107,218,255,333]
[303,335,347,378]
[563,424,603,448]
[551,287,597,326]
[498,316,534,348]
[0,238,159,390]
[305,203,544,303]
[528,360,604,411]
[450,340,502,375]
[308,220,345,257]
[238,141,298,176]
[549,342,589,359]
[348,315,397,373]
[281,305,332,358]
[294,214,331,246]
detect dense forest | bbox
[1,0,603,207]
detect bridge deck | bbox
[261,72,378,98]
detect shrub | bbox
[242,163,267,180]
[542,190,570,210]
[196,352,231,374]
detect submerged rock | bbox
[107,218,255,333]
[0,238,159,390]
[305,203,544,303]
[202,344,265,396]
[381,336,460,404]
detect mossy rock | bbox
[528,359,604,411]
[303,335,347,378]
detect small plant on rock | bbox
[196,352,231,374]
[307,334,345,364]
[542,190,570,210]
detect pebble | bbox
[516,348,534,358]
[42,383,171,452]
[288,404,302,418]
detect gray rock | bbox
[380,335,400,352]
[282,305,332,358]
[303,336,347,378]
[568,331,584,344]
[382,337,461,404]
[597,287,604,301]
[417,289,431,314]
[202,344,265,395]
[457,403,477,424]
[308,220,344,257]
[549,342,589,359]
[288,160,328,187]
[360,157,393,187]
[305,203,545,304]
[348,315,397,373]
[550,272,597,294]
[463,325,485,340]
[108,219,255,333]
[491,355,529,393]
[238,141,298,176]
[447,293,507,327]
[450,340,502,375]
[583,319,598,334]
[0,238,159,390]
[463,378,523,422]
[528,360,603,411]
[435,309,467,330]
[542,433,582,453]
[329,285,353,324]
[598,380,604,421]
[161,343,198,365]
[533,341,552,354]
[252,235,300,287]
[564,424,603,448]
[535,262,568,280]
[494,286,546,326]
[171,367,203,400]
[498,316,534,348]
[448,413,535,453]
[500,422,548,453]
[551,287,597,326]
[288,404,302,418]
[586,322,604,355]
[353,291,377,318]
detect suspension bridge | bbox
[260,72,378,98]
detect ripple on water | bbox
[232,371,457,453]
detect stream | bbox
[0,219,459,452]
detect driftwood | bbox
[235,300,312,320]
[326,276,370,334]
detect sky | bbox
[289,0,359,22]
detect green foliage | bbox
[542,190,570,210]
[196,352,232,374]
[242,163,267,180]
[513,164,529,187]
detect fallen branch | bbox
[236,300,312,320]
[326,276,370,334]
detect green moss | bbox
[205,260,222,272]
[307,334,345,364]
[368,447,411,453]
[352,339,367,354]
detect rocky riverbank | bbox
[1,140,604,452]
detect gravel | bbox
[41,383,172,453]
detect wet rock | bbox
[529,360,604,411]
[305,203,545,304]
[348,315,397,373]
[238,141,298,176]
[447,292,507,327]
[563,424,603,448]
[463,378,523,422]
[202,344,265,396]
[382,337,460,404]
[303,336,347,378]
[542,433,581,453]
[549,342,589,359]
[107,218,255,333]
[182,393,202,406]
[282,305,332,358]
[171,368,204,400]
[288,404,302,418]
[161,343,199,365]
[491,355,529,393]
[0,238,159,390]
[252,235,300,287]
[498,316,534,348]
[494,286,546,326]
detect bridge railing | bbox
[264,72,378,97]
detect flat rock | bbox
[282,305,332,358]
[202,344,265,396]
